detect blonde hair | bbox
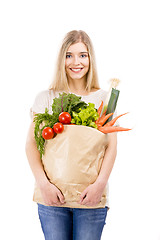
[49,30,100,93]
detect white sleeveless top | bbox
[31,88,116,117]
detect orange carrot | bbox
[101,108,107,118]
[96,113,114,127]
[96,108,107,123]
[97,100,103,117]
[98,126,131,134]
[95,101,104,124]
[105,112,128,127]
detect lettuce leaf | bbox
[71,103,99,129]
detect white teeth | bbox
[71,68,82,72]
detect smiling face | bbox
[65,42,90,83]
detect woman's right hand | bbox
[39,181,66,206]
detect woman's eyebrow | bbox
[80,52,89,54]
[66,51,88,54]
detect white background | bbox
[0,0,160,239]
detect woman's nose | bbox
[73,55,80,65]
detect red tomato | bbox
[53,122,64,133]
[59,112,71,124]
[42,127,54,140]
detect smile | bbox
[70,68,83,73]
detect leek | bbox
[105,88,120,123]
[103,78,120,125]
[102,78,120,114]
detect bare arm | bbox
[25,114,65,206]
[25,120,48,187]
[96,132,117,187]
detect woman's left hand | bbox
[78,181,105,207]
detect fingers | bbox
[42,188,66,206]
[44,198,64,206]
[79,194,100,206]
[51,191,65,206]
[79,189,88,203]
[57,191,65,204]
[80,196,88,205]
[43,197,60,206]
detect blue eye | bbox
[80,54,87,58]
[66,54,72,58]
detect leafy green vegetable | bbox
[34,108,58,158]
[34,92,87,158]
[52,92,87,117]
[71,103,99,129]
[34,92,99,157]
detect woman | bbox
[26,30,117,240]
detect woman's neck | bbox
[68,80,88,95]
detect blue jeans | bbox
[38,203,108,240]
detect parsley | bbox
[34,108,58,158]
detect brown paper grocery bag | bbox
[33,125,109,208]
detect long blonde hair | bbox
[49,30,100,93]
